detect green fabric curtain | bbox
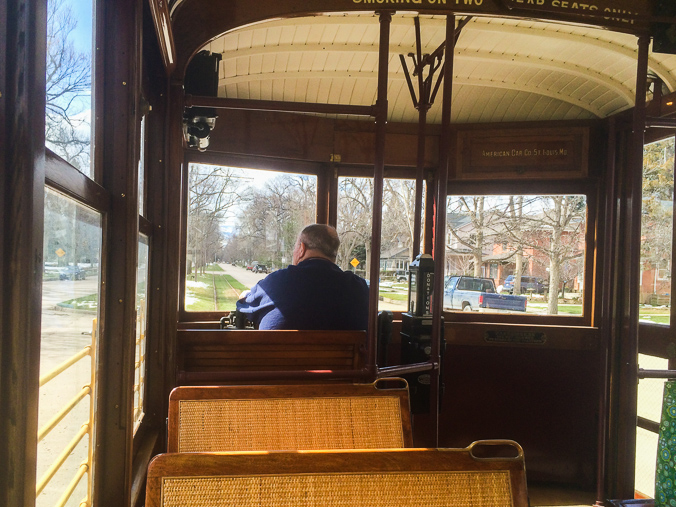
[656,380,676,507]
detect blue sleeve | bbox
[235,281,275,327]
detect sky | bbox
[70,0,93,53]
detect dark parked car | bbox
[253,264,269,274]
[503,275,545,294]
[59,265,86,281]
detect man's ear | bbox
[297,241,307,260]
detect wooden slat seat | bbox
[146,441,529,507]
[176,329,367,384]
[167,380,413,452]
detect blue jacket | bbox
[236,258,369,330]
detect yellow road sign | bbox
[350,258,359,268]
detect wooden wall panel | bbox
[0,1,46,507]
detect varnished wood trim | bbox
[0,1,47,506]
[45,150,111,212]
[147,0,176,75]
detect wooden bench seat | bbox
[176,329,367,384]
[146,441,529,507]
[167,380,413,452]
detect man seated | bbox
[236,224,369,330]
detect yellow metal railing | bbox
[36,318,97,507]
[133,299,146,434]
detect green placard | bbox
[656,380,676,507]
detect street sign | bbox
[350,258,359,268]
[56,248,66,258]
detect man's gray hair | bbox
[300,224,340,261]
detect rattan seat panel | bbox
[177,397,404,451]
[161,471,514,506]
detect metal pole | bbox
[612,34,649,500]
[429,14,455,447]
[366,11,392,374]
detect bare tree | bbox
[517,196,586,313]
[641,138,675,298]
[45,0,92,172]
[446,197,504,277]
[382,179,418,253]
[187,165,246,275]
[337,178,373,274]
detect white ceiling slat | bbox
[219,42,634,106]
[199,12,675,125]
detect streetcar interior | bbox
[2,1,676,507]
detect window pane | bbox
[45,0,94,177]
[337,177,422,312]
[138,115,146,216]
[38,188,101,507]
[133,234,149,434]
[640,137,674,326]
[444,195,587,316]
[185,164,317,311]
[337,176,373,282]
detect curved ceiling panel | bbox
[201,13,676,125]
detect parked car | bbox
[394,270,408,282]
[503,275,546,294]
[253,264,268,274]
[246,264,254,271]
[59,265,86,281]
[444,276,526,312]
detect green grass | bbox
[556,305,583,315]
[224,275,248,291]
[57,294,98,311]
[381,292,408,301]
[640,315,670,325]
[207,263,224,271]
[185,273,249,311]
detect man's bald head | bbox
[292,224,340,264]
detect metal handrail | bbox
[36,424,89,496]
[36,317,97,507]
[39,347,90,387]
[638,368,676,379]
[37,386,90,441]
[133,299,146,433]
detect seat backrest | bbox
[146,442,529,507]
[167,380,413,452]
[176,329,367,384]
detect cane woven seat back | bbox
[146,442,529,507]
[167,380,413,452]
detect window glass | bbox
[38,188,101,507]
[133,234,149,434]
[640,137,674,325]
[138,115,146,216]
[444,195,587,315]
[45,0,94,177]
[337,177,421,312]
[184,164,317,311]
